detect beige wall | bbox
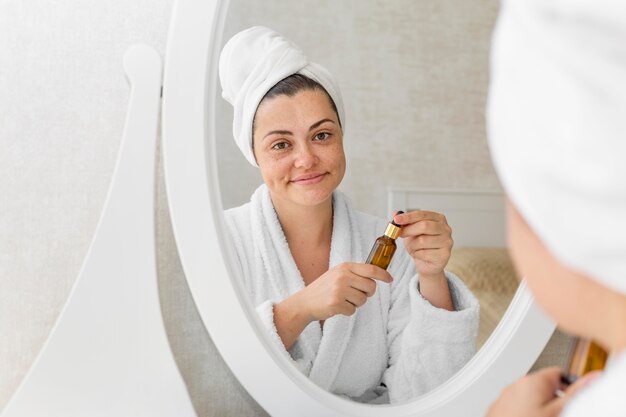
[218,0,501,217]
[1,1,498,415]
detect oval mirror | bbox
[162,0,556,415]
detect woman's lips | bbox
[291,173,326,185]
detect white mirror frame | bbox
[162,0,557,415]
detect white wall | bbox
[1,1,498,415]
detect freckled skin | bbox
[252,89,346,211]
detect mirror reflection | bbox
[215,0,510,404]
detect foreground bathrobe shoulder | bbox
[224,184,479,403]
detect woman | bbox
[219,26,478,404]
[486,1,626,416]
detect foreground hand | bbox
[299,262,393,322]
[487,367,602,417]
[393,210,453,279]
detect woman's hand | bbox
[298,262,393,322]
[393,210,453,279]
[487,367,602,417]
[274,262,392,349]
[393,210,454,310]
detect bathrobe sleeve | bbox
[222,214,285,348]
[382,247,479,403]
[223,205,316,373]
[230,255,315,373]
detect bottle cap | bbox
[384,222,401,239]
[384,211,403,239]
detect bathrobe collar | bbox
[251,184,362,390]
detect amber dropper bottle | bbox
[366,211,403,270]
[560,337,608,387]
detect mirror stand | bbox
[1,44,197,417]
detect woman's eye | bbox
[272,141,289,150]
[314,132,330,141]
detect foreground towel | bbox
[224,185,479,403]
[488,0,626,295]
[219,26,345,167]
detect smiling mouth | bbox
[291,173,327,184]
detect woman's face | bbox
[252,89,345,209]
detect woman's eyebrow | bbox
[263,129,293,141]
[309,118,335,131]
[262,119,335,141]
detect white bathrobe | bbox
[224,184,479,403]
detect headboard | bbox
[387,187,506,248]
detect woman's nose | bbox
[294,143,318,169]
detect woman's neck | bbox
[270,193,334,247]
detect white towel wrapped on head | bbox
[488,0,626,295]
[219,26,345,167]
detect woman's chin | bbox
[288,185,335,207]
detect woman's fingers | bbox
[392,211,453,278]
[393,211,448,239]
[307,263,388,319]
[398,220,445,238]
[394,210,444,225]
[404,234,453,251]
[539,371,602,416]
[346,262,393,284]
[344,287,369,308]
[347,273,378,297]
[337,301,357,316]
[560,370,602,399]
[325,263,394,317]
[530,367,565,404]
[487,367,566,417]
